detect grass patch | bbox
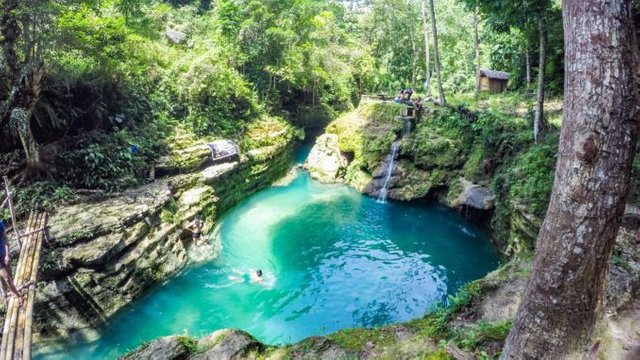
[177,334,198,354]
[328,327,397,351]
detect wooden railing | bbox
[0,212,47,360]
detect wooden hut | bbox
[479,69,509,93]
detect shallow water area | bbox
[35,143,499,359]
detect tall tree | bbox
[524,38,531,92]
[428,0,445,104]
[473,6,480,98]
[420,0,431,97]
[502,0,639,358]
[532,14,546,143]
[0,0,48,172]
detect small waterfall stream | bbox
[377,119,412,203]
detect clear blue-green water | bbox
[35,143,499,359]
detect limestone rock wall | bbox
[33,137,294,342]
[304,134,348,183]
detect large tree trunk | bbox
[473,7,481,98]
[533,16,547,143]
[9,64,44,170]
[0,0,20,80]
[502,1,639,358]
[420,0,431,97]
[428,0,445,105]
[0,0,20,112]
[12,108,41,168]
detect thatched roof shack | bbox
[480,69,509,93]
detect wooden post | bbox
[0,212,33,360]
[3,177,21,248]
[22,214,45,360]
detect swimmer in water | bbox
[229,268,268,288]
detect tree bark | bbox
[533,16,547,144]
[502,1,639,358]
[411,36,418,90]
[428,0,445,105]
[14,109,41,168]
[420,0,431,97]
[473,7,481,98]
[9,64,44,169]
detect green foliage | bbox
[507,135,557,217]
[452,321,511,351]
[328,327,396,351]
[160,198,179,224]
[58,133,149,191]
[13,182,78,217]
[611,252,633,274]
[177,333,198,354]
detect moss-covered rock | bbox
[447,178,496,211]
[120,335,190,360]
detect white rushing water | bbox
[377,119,412,203]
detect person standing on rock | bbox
[186,213,205,246]
[0,220,23,307]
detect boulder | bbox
[120,335,189,360]
[362,160,445,201]
[304,134,348,183]
[289,337,351,359]
[449,178,495,210]
[165,30,187,44]
[193,330,262,359]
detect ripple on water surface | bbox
[35,169,499,359]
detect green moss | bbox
[328,327,396,351]
[326,101,404,172]
[424,348,454,360]
[463,145,485,181]
[612,254,633,273]
[452,321,512,351]
[446,178,464,205]
[408,280,486,340]
[159,198,179,224]
[507,139,557,218]
[56,228,93,246]
[196,331,229,353]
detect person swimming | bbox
[229,268,268,288]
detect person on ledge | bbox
[0,220,23,307]
[186,213,205,246]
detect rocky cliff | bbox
[31,122,296,342]
[305,100,555,259]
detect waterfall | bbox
[377,119,412,203]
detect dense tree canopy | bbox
[0,0,567,188]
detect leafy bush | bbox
[57,126,165,191]
[177,334,198,354]
[174,51,261,137]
